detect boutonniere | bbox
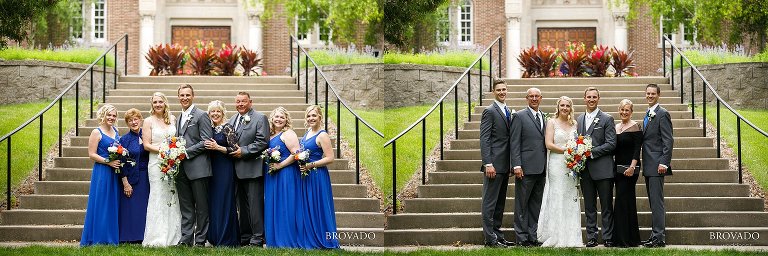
[593,117,600,124]
[214,125,224,134]
[648,111,656,120]
[243,115,251,124]
[542,112,551,121]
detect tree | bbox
[0,0,59,49]
[380,0,448,51]
[31,0,82,48]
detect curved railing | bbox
[288,35,385,184]
[1,34,129,209]
[662,35,768,183]
[383,36,502,214]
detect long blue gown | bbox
[207,124,240,246]
[80,127,121,246]
[300,130,340,249]
[117,129,150,243]
[264,131,306,248]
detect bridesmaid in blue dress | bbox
[117,108,150,243]
[263,106,305,248]
[299,105,340,249]
[203,100,240,246]
[81,104,122,246]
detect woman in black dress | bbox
[613,99,642,247]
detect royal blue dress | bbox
[207,124,240,246]
[80,127,121,246]
[300,130,340,249]
[117,129,150,243]
[264,131,306,248]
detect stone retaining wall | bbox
[0,60,116,104]
[300,63,492,109]
[676,62,768,109]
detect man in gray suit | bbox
[229,91,270,246]
[641,83,673,248]
[480,80,515,248]
[510,87,546,247]
[176,84,213,246]
[577,87,617,247]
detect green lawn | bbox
[0,99,86,206]
[303,49,489,70]
[698,105,768,191]
[329,103,469,207]
[0,245,764,255]
[0,47,115,67]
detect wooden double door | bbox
[171,26,231,48]
[537,27,596,49]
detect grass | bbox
[0,47,115,67]
[676,49,768,68]
[305,49,381,67]
[303,49,489,70]
[0,245,764,255]
[697,105,768,191]
[0,99,88,206]
[329,103,469,207]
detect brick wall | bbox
[262,5,291,76]
[473,0,506,77]
[107,1,140,75]
[628,4,662,76]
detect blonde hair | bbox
[97,104,117,125]
[304,105,323,128]
[554,96,576,125]
[207,100,228,125]
[269,107,293,134]
[618,98,634,112]
[123,108,143,123]
[150,92,171,125]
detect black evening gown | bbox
[613,124,642,247]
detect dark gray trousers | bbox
[581,173,614,242]
[481,173,510,243]
[237,177,264,245]
[645,176,666,242]
[176,172,210,245]
[514,173,545,243]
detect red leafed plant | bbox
[611,47,635,77]
[240,47,262,76]
[560,42,587,77]
[145,44,165,76]
[517,46,537,78]
[534,45,558,77]
[189,41,216,75]
[585,44,611,77]
[163,43,185,76]
[214,44,240,76]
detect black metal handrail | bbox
[662,35,768,184]
[383,36,502,214]
[288,35,385,185]
[1,34,129,210]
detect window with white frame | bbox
[436,6,450,44]
[295,14,332,47]
[92,0,106,42]
[71,1,83,40]
[659,15,696,46]
[458,0,472,45]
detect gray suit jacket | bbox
[480,103,512,173]
[177,106,213,180]
[510,108,547,175]
[577,110,616,180]
[642,106,674,176]
[229,108,270,179]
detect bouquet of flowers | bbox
[294,148,313,177]
[107,142,135,174]
[564,134,592,187]
[262,145,282,174]
[158,136,187,201]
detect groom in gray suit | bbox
[510,88,546,247]
[641,83,673,248]
[480,80,515,248]
[229,91,270,246]
[176,84,213,246]
[577,87,616,247]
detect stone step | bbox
[442,147,718,160]
[97,103,312,112]
[461,119,700,130]
[500,90,672,98]
[427,170,737,184]
[502,77,669,85]
[417,183,750,198]
[383,227,768,246]
[469,111,692,122]
[450,137,715,149]
[402,197,764,213]
[435,159,728,171]
[76,126,313,138]
[110,89,305,97]
[82,111,308,126]
[68,135,340,147]
[458,127,705,139]
[53,157,349,170]
[474,104,690,113]
[18,194,379,212]
[46,167,359,184]
[105,95,306,104]
[483,97,681,106]
[119,75,295,84]
[386,212,768,229]
[117,83,296,91]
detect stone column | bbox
[248,13,263,52]
[507,17,521,78]
[139,14,155,76]
[613,14,628,51]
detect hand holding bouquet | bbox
[107,142,135,174]
[294,148,313,177]
[262,146,282,174]
[564,134,592,187]
[159,136,187,186]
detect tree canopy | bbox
[0,0,60,49]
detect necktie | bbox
[505,107,511,122]
[235,115,243,130]
[643,109,650,128]
[535,112,541,131]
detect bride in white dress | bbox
[141,92,182,246]
[537,96,583,247]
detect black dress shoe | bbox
[533,241,543,247]
[585,238,598,247]
[497,239,516,247]
[603,241,615,247]
[643,239,666,248]
[484,241,508,248]
[194,242,206,247]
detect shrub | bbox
[611,47,635,77]
[163,44,185,76]
[240,47,261,76]
[560,42,587,77]
[0,47,115,66]
[585,45,611,77]
[214,44,239,76]
[188,41,216,75]
[145,44,164,76]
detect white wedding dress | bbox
[537,122,584,247]
[142,122,182,247]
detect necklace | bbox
[618,121,632,133]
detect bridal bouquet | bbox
[263,145,282,174]
[294,148,313,177]
[564,134,592,186]
[107,142,135,174]
[159,136,187,192]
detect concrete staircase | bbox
[385,77,768,246]
[0,76,384,246]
